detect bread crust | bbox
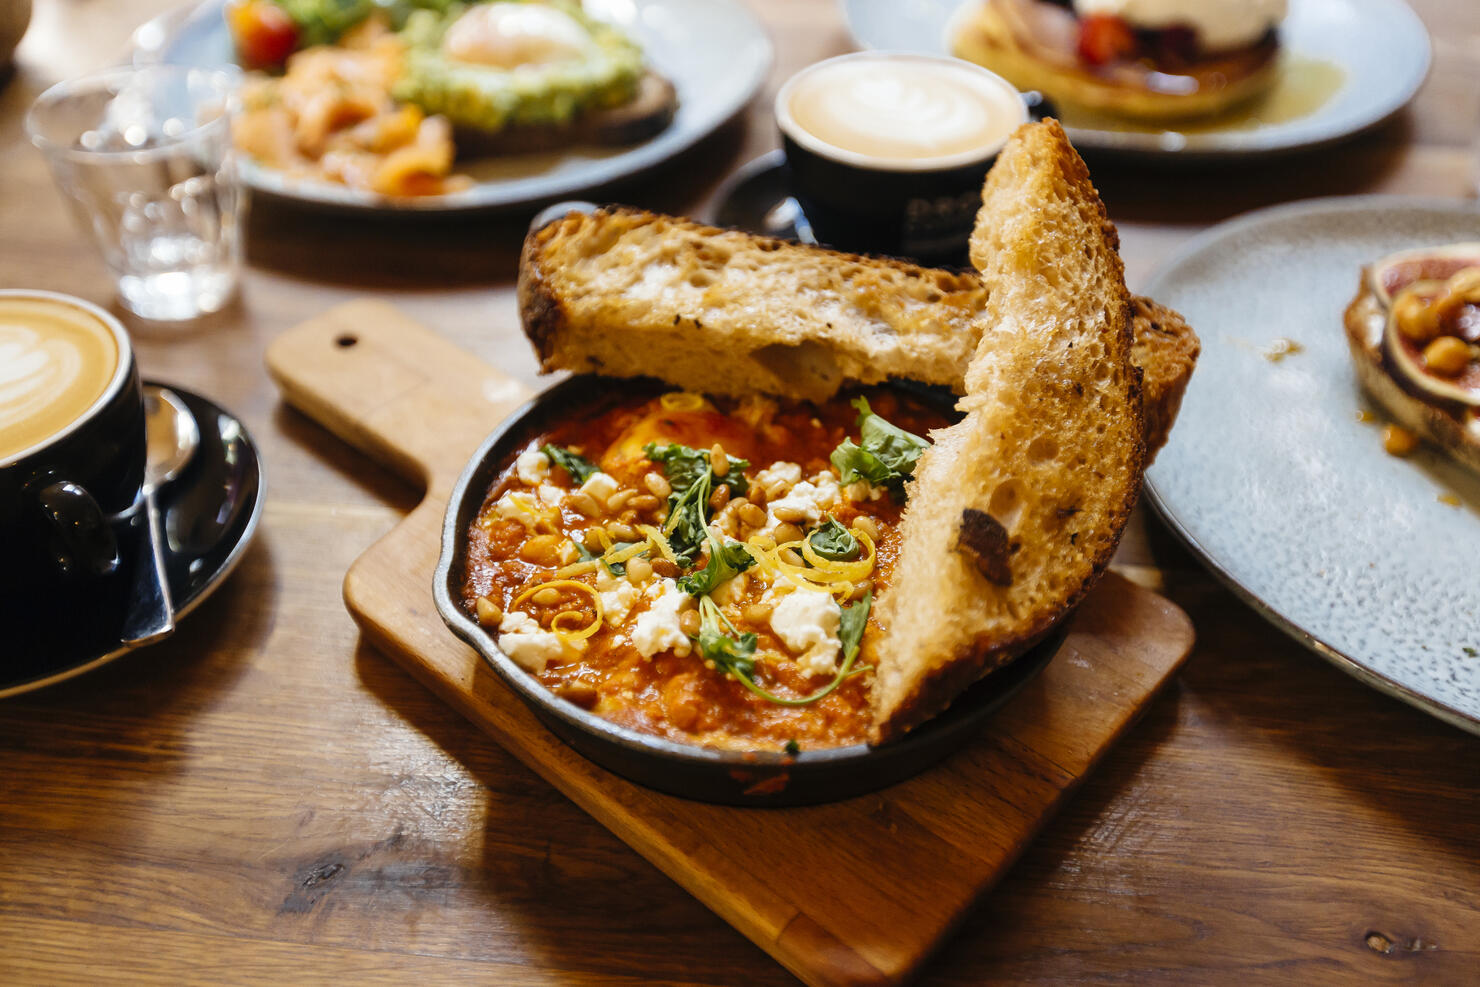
[1344,275,1480,472]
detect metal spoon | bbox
[120,386,199,646]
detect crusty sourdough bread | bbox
[519,209,1196,459]
[865,120,1143,740]
[1344,276,1480,473]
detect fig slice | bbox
[1385,281,1480,408]
[1369,242,1480,307]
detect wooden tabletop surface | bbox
[3,1,1479,983]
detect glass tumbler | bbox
[26,65,247,322]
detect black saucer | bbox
[0,385,265,697]
[707,150,817,244]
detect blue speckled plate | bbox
[839,0,1430,160]
[1144,197,1480,734]
[135,0,772,213]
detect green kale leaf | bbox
[541,443,600,485]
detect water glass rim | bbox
[26,63,243,164]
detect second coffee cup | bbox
[776,52,1029,265]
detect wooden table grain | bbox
[2,1,1479,983]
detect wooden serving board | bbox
[266,300,1196,986]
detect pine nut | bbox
[475,596,502,627]
[708,484,730,512]
[652,558,681,579]
[568,491,601,517]
[630,494,661,512]
[772,504,807,524]
[748,484,768,508]
[710,443,729,477]
[775,522,804,544]
[531,587,562,606]
[606,522,638,542]
[744,602,773,623]
[625,557,653,584]
[778,547,803,567]
[520,534,563,564]
[738,502,767,528]
[644,472,671,498]
[607,488,636,511]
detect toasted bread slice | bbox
[1344,274,1480,473]
[519,208,1196,459]
[867,120,1143,740]
[456,70,677,157]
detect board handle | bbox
[266,300,533,489]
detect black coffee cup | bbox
[0,291,146,611]
[776,52,1030,266]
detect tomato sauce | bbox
[460,386,954,752]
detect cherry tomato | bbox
[1076,14,1139,67]
[228,0,299,70]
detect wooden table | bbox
[2,1,1479,982]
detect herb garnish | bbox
[542,443,600,485]
[694,592,872,706]
[576,539,644,577]
[807,514,860,562]
[677,531,755,596]
[645,442,750,564]
[829,396,930,498]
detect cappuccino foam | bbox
[785,57,1024,165]
[0,296,120,461]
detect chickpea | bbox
[644,472,672,498]
[710,442,729,477]
[679,609,701,636]
[852,515,879,540]
[738,502,768,529]
[1393,290,1441,343]
[625,557,653,585]
[1422,335,1472,377]
[531,586,562,606]
[774,522,804,544]
[708,484,730,512]
[1382,424,1419,457]
[475,596,502,627]
[519,534,564,564]
[772,504,807,524]
[652,558,681,579]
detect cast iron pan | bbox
[433,375,1067,807]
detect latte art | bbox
[0,297,119,461]
[785,58,1025,165]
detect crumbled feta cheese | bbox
[537,483,566,508]
[579,471,620,506]
[495,489,541,527]
[597,571,640,625]
[808,471,842,506]
[496,610,564,672]
[843,480,884,503]
[755,461,803,492]
[769,588,842,677]
[766,480,837,529]
[632,579,692,658]
[515,448,550,486]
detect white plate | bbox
[138,0,772,212]
[839,0,1430,160]
[1143,197,1480,734]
